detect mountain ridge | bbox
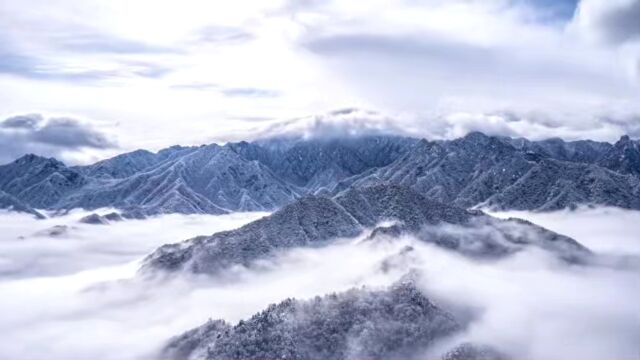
[0,132,638,216]
[141,183,590,276]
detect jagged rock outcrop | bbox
[142,184,590,275]
[162,280,460,360]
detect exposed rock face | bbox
[142,184,590,275]
[162,280,460,360]
[1,133,638,216]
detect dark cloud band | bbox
[0,114,117,164]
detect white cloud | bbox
[490,206,640,256]
[573,0,640,44]
[0,0,638,157]
[0,209,639,359]
[0,209,269,278]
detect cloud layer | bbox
[0,0,638,154]
[574,0,640,43]
[0,114,117,164]
[0,208,638,360]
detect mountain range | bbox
[0,132,638,217]
[2,128,633,359]
[147,183,595,360]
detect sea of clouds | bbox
[0,207,638,360]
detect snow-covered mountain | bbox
[596,135,640,176]
[142,184,590,275]
[0,154,86,209]
[228,135,417,191]
[0,135,415,216]
[339,132,640,211]
[0,132,638,217]
[62,144,297,215]
[162,278,503,360]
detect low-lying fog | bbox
[0,208,638,360]
[490,207,640,256]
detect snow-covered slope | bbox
[60,144,296,215]
[142,184,590,275]
[162,279,462,360]
[0,132,638,216]
[72,146,199,179]
[228,135,417,192]
[340,133,640,211]
[0,135,415,216]
[597,135,640,176]
[0,190,44,218]
[0,154,86,208]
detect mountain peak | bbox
[614,134,637,148]
[463,131,490,141]
[13,153,63,167]
[456,131,513,151]
[596,134,640,175]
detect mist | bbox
[0,208,638,360]
[0,209,269,279]
[489,206,640,256]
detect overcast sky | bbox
[1,0,639,164]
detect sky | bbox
[1,0,639,164]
